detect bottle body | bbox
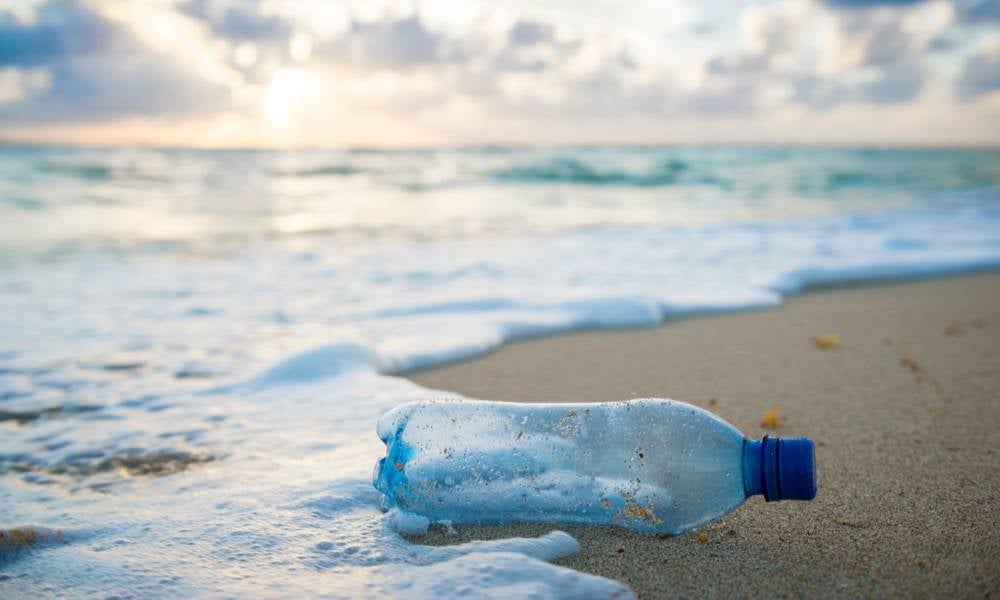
[374,398,751,534]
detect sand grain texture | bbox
[408,273,1000,598]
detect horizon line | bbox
[2,139,999,153]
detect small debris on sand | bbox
[812,334,839,349]
[760,405,787,429]
[972,318,989,330]
[708,398,718,408]
[697,532,709,544]
[900,355,943,393]
[944,322,965,337]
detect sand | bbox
[406,272,1000,598]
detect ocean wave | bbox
[271,165,365,177]
[0,196,46,211]
[36,161,113,180]
[490,156,692,187]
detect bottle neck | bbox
[742,435,817,502]
[742,437,773,500]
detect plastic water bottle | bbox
[374,399,816,534]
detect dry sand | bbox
[406,272,1000,598]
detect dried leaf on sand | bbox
[812,334,839,349]
[944,322,965,337]
[760,404,787,429]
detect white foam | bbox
[386,508,431,535]
[248,341,376,386]
[393,551,633,599]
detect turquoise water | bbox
[2,146,998,260]
[1,146,999,598]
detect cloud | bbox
[0,0,116,67]
[829,8,924,69]
[0,67,50,104]
[791,75,850,109]
[821,0,999,24]
[821,0,926,7]
[490,20,584,73]
[301,12,658,118]
[2,53,229,122]
[0,0,996,145]
[705,53,769,76]
[343,15,448,65]
[0,0,230,122]
[179,0,290,42]
[951,0,1000,22]
[680,82,760,115]
[957,46,1000,97]
[690,22,717,35]
[820,6,930,104]
[860,60,926,102]
[508,20,557,47]
[699,0,939,111]
[176,0,297,84]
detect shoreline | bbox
[391,267,1000,379]
[405,272,1000,598]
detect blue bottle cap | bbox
[775,437,817,500]
[743,436,817,501]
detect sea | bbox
[2,145,999,597]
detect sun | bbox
[263,68,312,123]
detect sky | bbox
[0,0,998,147]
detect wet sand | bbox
[406,272,1000,598]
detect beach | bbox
[3,0,1000,594]
[3,145,1000,598]
[408,272,1000,598]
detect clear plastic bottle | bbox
[374,399,816,534]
